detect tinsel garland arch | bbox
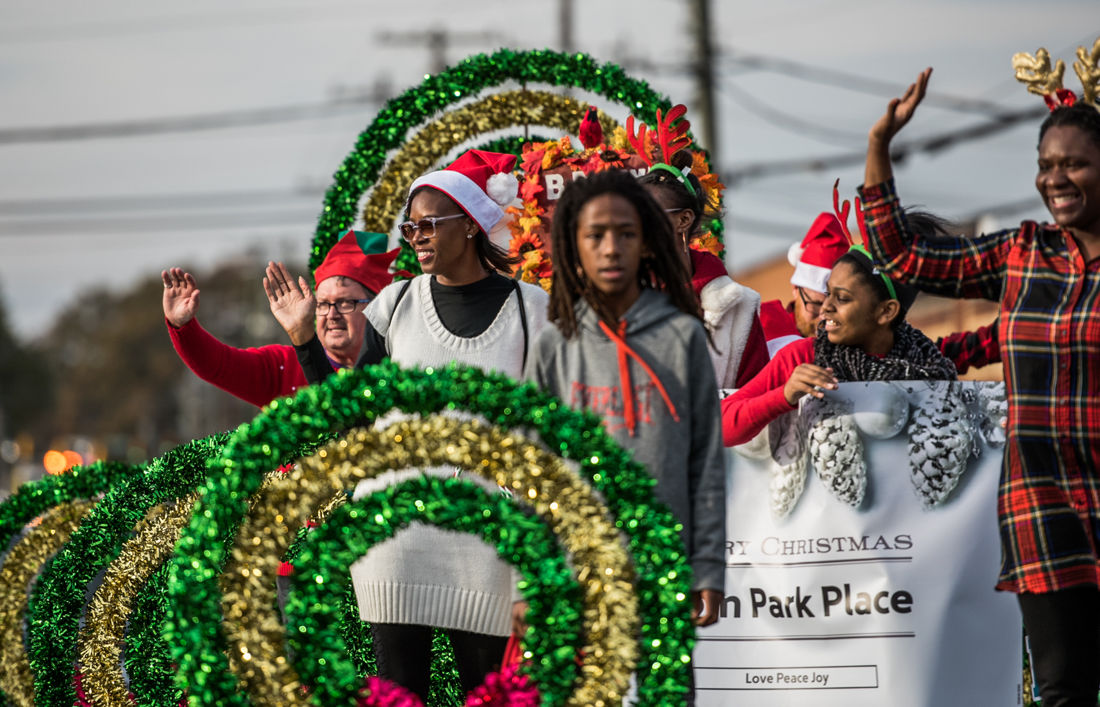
[0,459,134,706]
[166,362,696,706]
[224,415,635,706]
[360,90,618,234]
[310,48,689,273]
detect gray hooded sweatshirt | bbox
[525,289,727,592]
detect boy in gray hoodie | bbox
[525,169,727,630]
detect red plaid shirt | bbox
[859,179,1100,594]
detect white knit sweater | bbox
[349,275,548,636]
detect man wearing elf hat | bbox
[759,212,849,356]
[161,230,400,408]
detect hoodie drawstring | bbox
[598,320,680,436]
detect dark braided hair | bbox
[636,150,720,238]
[405,186,518,274]
[1038,102,1100,150]
[547,169,704,339]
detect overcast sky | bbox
[1,0,1095,340]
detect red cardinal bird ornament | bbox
[577,106,603,149]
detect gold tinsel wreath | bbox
[77,496,196,707]
[217,414,637,707]
[0,500,96,707]
[361,90,619,234]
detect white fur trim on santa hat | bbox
[409,169,504,235]
[486,171,519,206]
[787,242,805,267]
[789,260,831,295]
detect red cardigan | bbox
[720,336,814,446]
[166,318,309,408]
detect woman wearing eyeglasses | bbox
[720,246,957,447]
[265,149,548,700]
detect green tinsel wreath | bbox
[0,459,134,706]
[166,362,695,706]
[285,474,581,705]
[310,48,688,274]
[28,433,324,706]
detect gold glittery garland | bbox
[0,500,96,707]
[77,496,196,707]
[361,90,619,233]
[219,414,637,707]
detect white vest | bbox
[351,275,549,635]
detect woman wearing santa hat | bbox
[265,149,549,700]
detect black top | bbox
[295,273,516,384]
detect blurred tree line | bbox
[0,254,306,488]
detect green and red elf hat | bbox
[313,230,404,296]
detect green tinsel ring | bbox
[29,435,322,706]
[286,530,467,706]
[286,475,581,705]
[27,435,233,705]
[311,48,700,275]
[167,362,695,707]
[0,460,134,556]
[0,460,134,706]
[126,563,183,706]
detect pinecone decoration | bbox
[908,382,972,508]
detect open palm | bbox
[263,261,316,345]
[162,267,200,328]
[869,68,932,145]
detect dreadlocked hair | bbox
[636,150,720,237]
[406,186,518,274]
[1039,102,1100,150]
[548,169,704,339]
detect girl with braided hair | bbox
[525,170,727,652]
[720,245,957,447]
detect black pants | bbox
[370,622,508,701]
[1019,586,1100,707]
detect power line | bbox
[0,187,323,217]
[724,104,1046,183]
[0,95,384,146]
[721,50,1018,117]
[0,207,320,236]
[722,79,867,147]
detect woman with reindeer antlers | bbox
[631,105,769,391]
[858,41,1100,706]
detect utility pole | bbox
[559,0,573,54]
[689,0,718,160]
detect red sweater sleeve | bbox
[166,318,308,408]
[733,312,769,388]
[721,337,813,446]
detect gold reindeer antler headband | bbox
[1013,37,1100,111]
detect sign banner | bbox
[696,381,1021,706]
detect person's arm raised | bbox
[162,267,200,328]
[262,261,316,346]
[865,68,931,187]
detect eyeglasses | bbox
[398,213,467,241]
[316,298,370,315]
[796,287,825,312]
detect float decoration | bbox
[312,48,695,277]
[506,104,725,289]
[166,362,695,707]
